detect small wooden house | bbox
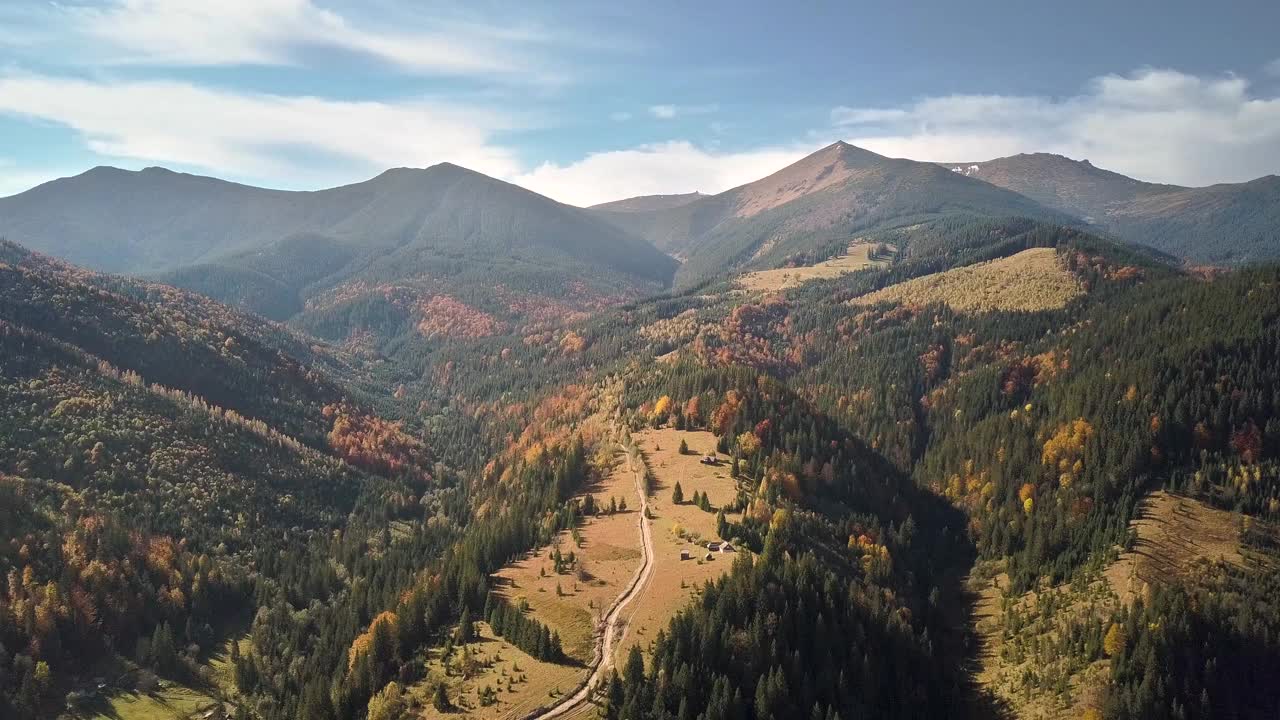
[680,548,691,560]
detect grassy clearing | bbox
[413,622,583,720]
[416,448,649,717]
[90,686,215,720]
[1103,490,1244,603]
[853,247,1083,313]
[59,633,246,720]
[970,491,1249,719]
[611,428,744,666]
[738,242,892,293]
[495,452,645,663]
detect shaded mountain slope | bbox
[0,164,678,335]
[945,153,1280,265]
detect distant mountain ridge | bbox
[939,153,1280,264]
[590,192,706,213]
[0,163,678,341]
[0,163,673,279]
[590,141,1074,286]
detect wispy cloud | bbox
[7,0,568,83]
[831,68,1280,186]
[1266,58,1280,77]
[648,103,719,120]
[0,72,522,185]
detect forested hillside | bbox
[0,243,442,718]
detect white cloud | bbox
[0,73,521,185]
[22,0,561,81]
[515,141,815,207]
[648,103,719,120]
[831,68,1280,186]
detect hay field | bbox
[852,247,1082,313]
[494,452,645,662]
[737,242,891,292]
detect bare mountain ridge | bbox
[937,153,1280,264]
[590,141,1073,286]
[590,192,707,213]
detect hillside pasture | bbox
[415,622,583,720]
[494,451,645,663]
[611,428,745,665]
[737,242,891,293]
[852,247,1083,313]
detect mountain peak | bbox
[728,141,886,218]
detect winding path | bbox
[525,443,655,719]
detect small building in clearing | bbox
[706,541,722,552]
[720,543,735,553]
[680,548,691,560]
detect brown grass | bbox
[737,242,892,293]
[1103,490,1244,604]
[611,428,744,666]
[417,448,647,718]
[495,454,646,662]
[852,247,1083,313]
[414,622,582,720]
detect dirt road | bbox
[526,443,655,719]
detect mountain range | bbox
[588,141,1073,286]
[0,163,676,348]
[1,141,1277,337]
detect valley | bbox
[3,140,1280,720]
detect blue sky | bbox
[2,0,1279,205]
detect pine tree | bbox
[457,606,474,644]
[432,683,451,711]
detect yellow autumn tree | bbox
[1042,419,1095,487]
[651,395,672,419]
[349,611,399,669]
[367,681,405,720]
[1103,622,1126,657]
[737,431,762,457]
